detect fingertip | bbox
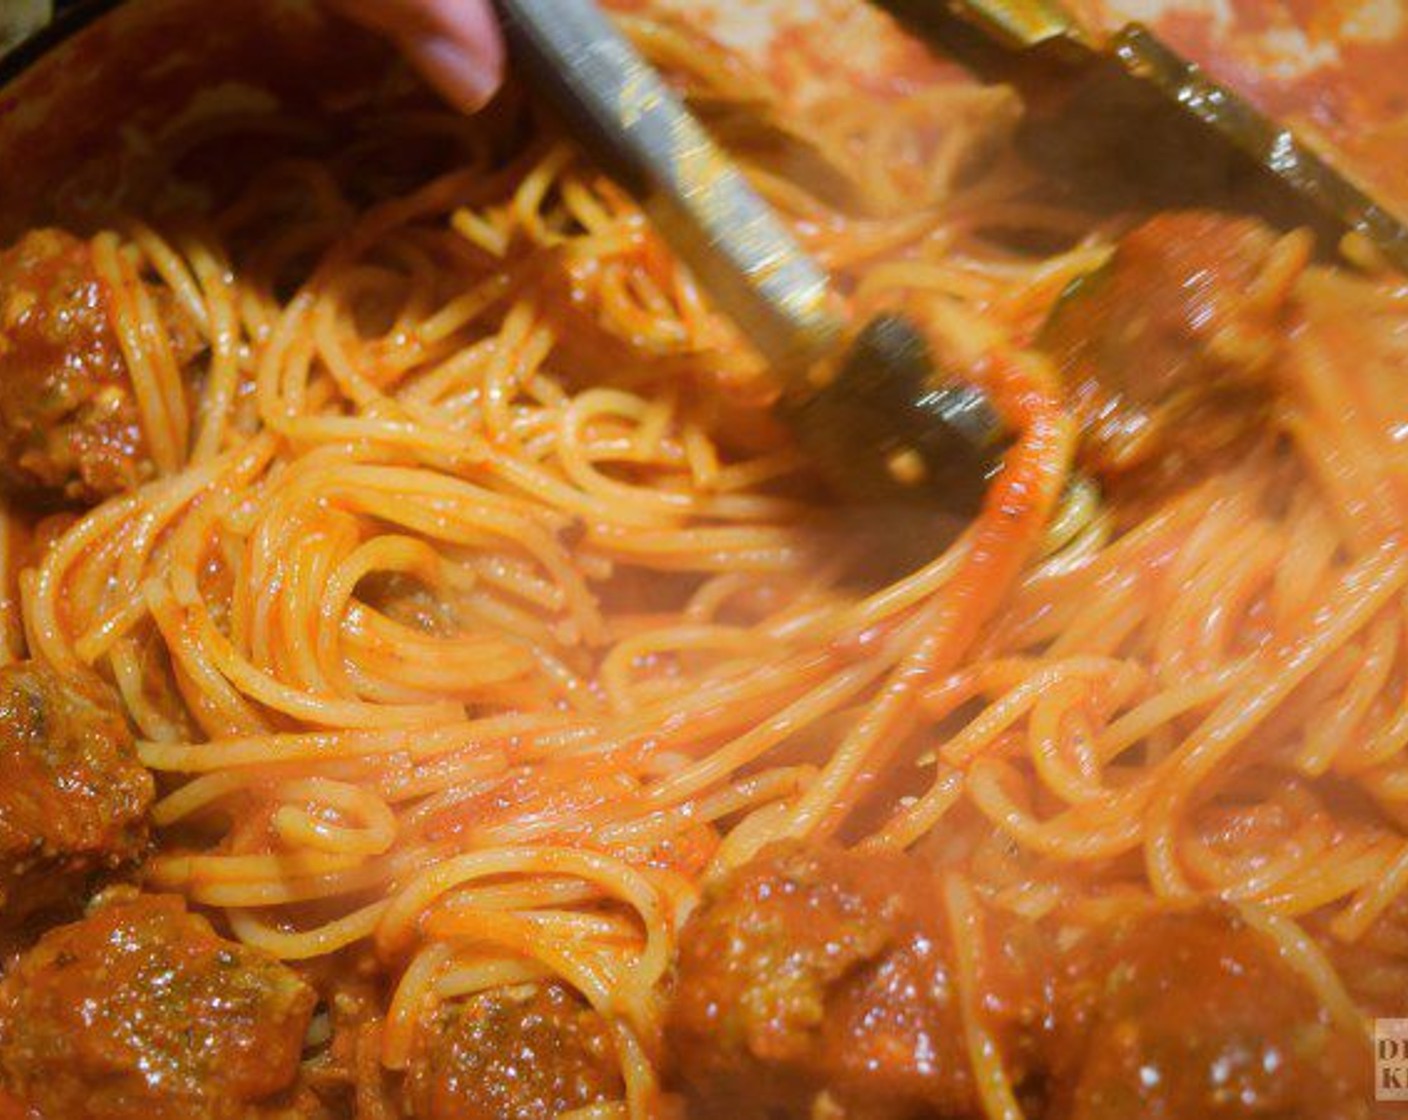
[406,31,505,112]
[327,0,506,113]
[424,0,505,110]
[438,0,506,77]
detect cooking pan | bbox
[6,0,1408,245]
[0,3,1404,1117]
[0,0,399,241]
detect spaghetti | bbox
[2,4,1406,1118]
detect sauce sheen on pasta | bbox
[0,3,1400,1118]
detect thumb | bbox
[327,0,506,112]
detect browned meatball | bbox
[0,660,152,921]
[0,892,316,1120]
[665,842,1049,1119]
[1039,212,1298,484]
[405,981,622,1120]
[1054,905,1372,1120]
[0,229,196,506]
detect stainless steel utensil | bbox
[495,0,1007,531]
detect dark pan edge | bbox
[0,0,125,91]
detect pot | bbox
[4,0,1407,239]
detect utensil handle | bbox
[896,0,1087,50]
[866,0,1091,81]
[494,0,841,378]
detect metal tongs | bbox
[877,0,1408,270]
[495,0,1006,541]
[491,0,1408,566]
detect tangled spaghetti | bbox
[4,3,1408,1118]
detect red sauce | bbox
[1038,211,1297,484]
[0,229,151,504]
[1094,0,1408,219]
[0,0,390,238]
[406,982,622,1120]
[0,660,151,922]
[665,842,1050,1118]
[667,847,1373,1120]
[0,893,316,1120]
[1055,906,1372,1119]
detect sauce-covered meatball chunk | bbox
[0,660,151,921]
[666,842,1048,1119]
[1040,212,1300,484]
[1056,905,1371,1120]
[406,981,622,1120]
[0,893,316,1120]
[0,229,193,505]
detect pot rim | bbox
[0,0,123,89]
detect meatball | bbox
[1055,905,1371,1120]
[0,893,317,1120]
[0,229,195,505]
[665,842,1049,1119]
[1039,212,1299,483]
[0,660,152,921]
[405,981,622,1120]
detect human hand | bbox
[325,0,505,112]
